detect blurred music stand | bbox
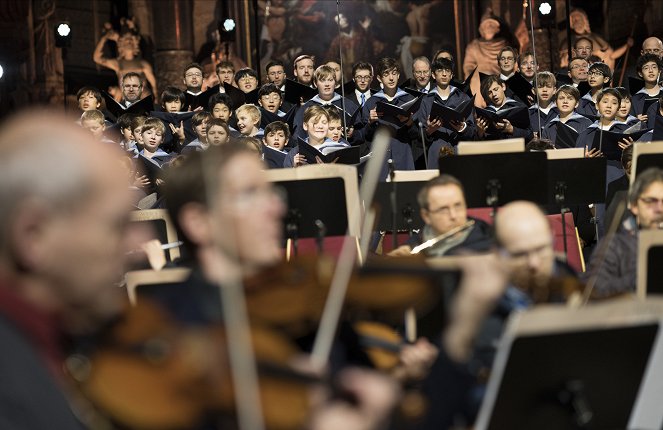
[438,152,548,212]
[631,142,663,187]
[475,300,663,430]
[265,164,360,257]
[637,229,663,299]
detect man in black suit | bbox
[0,111,141,429]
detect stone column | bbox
[151,0,194,91]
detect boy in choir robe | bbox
[416,58,476,168]
[234,68,259,95]
[615,87,640,127]
[76,86,102,112]
[283,105,348,167]
[357,57,417,174]
[577,62,611,118]
[528,71,558,135]
[161,86,186,113]
[235,104,263,139]
[476,75,533,141]
[291,65,359,140]
[137,117,173,194]
[631,53,662,121]
[80,109,116,145]
[130,115,147,151]
[208,93,233,122]
[263,121,290,151]
[181,111,212,154]
[541,85,593,145]
[258,83,286,116]
[206,118,231,147]
[326,107,351,145]
[117,113,139,153]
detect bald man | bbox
[495,201,575,300]
[0,111,140,428]
[642,37,663,59]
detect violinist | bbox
[390,174,493,256]
[0,111,141,429]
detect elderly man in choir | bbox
[390,175,492,256]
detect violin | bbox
[66,300,316,430]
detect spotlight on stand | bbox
[55,22,72,48]
[0,65,4,80]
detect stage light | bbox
[0,65,4,79]
[54,22,72,47]
[223,19,235,32]
[219,18,236,43]
[539,2,552,15]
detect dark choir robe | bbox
[540,113,593,145]
[135,148,174,195]
[479,98,533,141]
[630,87,661,117]
[291,93,359,141]
[646,101,661,130]
[528,103,558,136]
[575,120,629,236]
[357,88,418,178]
[415,86,477,169]
[616,115,641,128]
[576,91,599,119]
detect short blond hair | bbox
[141,117,166,135]
[80,109,105,125]
[303,105,330,125]
[313,65,336,85]
[235,104,261,125]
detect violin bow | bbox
[310,129,391,370]
[202,154,266,430]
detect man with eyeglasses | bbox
[641,37,663,59]
[497,47,518,81]
[389,175,492,257]
[183,63,204,96]
[567,57,589,86]
[410,57,433,93]
[518,51,538,85]
[346,62,374,108]
[120,72,144,107]
[586,167,663,298]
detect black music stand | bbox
[634,153,663,177]
[547,157,607,259]
[438,152,548,211]
[476,321,660,430]
[373,181,426,235]
[274,177,349,256]
[646,245,663,295]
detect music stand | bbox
[438,152,548,211]
[475,299,663,430]
[547,157,607,259]
[265,165,361,256]
[125,268,191,305]
[631,142,663,188]
[129,209,181,262]
[637,230,663,298]
[373,181,426,234]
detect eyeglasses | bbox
[570,64,588,70]
[639,197,663,207]
[414,70,431,76]
[499,57,515,62]
[426,202,465,217]
[185,72,202,78]
[588,71,604,77]
[354,75,372,81]
[521,61,536,67]
[642,65,659,72]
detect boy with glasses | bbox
[577,62,611,118]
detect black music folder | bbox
[182,85,220,111]
[283,79,318,105]
[223,82,259,107]
[506,73,535,106]
[555,122,579,148]
[262,144,287,169]
[475,105,531,131]
[429,96,475,124]
[591,128,651,160]
[102,93,154,119]
[297,138,361,165]
[375,95,423,126]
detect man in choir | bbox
[293,54,315,87]
[182,62,204,96]
[389,175,492,256]
[121,72,144,107]
[266,59,287,90]
[411,56,433,93]
[497,47,518,81]
[216,60,235,94]
[568,57,589,86]
[348,62,375,108]
[0,111,140,428]
[518,51,537,85]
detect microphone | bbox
[387,158,395,181]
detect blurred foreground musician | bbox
[0,111,140,429]
[390,174,493,256]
